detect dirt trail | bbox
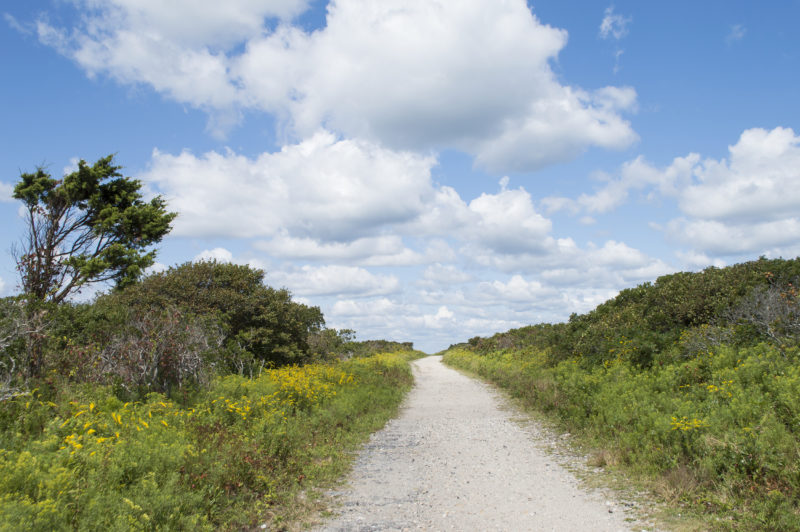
[313,356,648,531]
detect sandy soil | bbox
[312,355,653,531]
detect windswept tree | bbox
[12,155,176,304]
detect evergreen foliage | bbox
[12,155,176,304]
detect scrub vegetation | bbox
[1,158,421,530]
[444,256,800,530]
[0,262,419,530]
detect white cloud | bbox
[414,306,456,330]
[541,126,800,262]
[0,276,6,296]
[422,263,473,285]
[270,265,400,297]
[467,186,553,254]
[478,275,557,303]
[146,133,564,267]
[143,131,436,241]
[589,240,650,268]
[470,86,638,172]
[4,13,30,35]
[36,0,309,127]
[675,251,727,270]
[679,127,800,223]
[144,262,169,275]
[331,297,409,318]
[547,153,698,216]
[39,0,638,172]
[667,218,800,257]
[193,247,234,263]
[599,6,631,40]
[255,234,430,266]
[664,127,800,259]
[0,182,14,202]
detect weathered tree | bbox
[12,154,176,304]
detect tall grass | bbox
[444,344,800,530]
[0,351,420,531]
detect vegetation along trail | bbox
[315,355,643,531]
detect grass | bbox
[443,344,800,531]
[0,350,422,531]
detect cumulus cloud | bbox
[467,186,553,254]
[270,265,400,297]
[410,180,557,256]
[466,235,673,287]
[37,0,637,172]
[666,127,800,258]
[478,275,557,303]
[678,127,800,223]
[557,126,800,260]
[35,0,309,131]
[145,136,564,266]
[143,131,436,240]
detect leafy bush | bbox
[107,260,325,371]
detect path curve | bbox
[314,356,643,531]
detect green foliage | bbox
[12,155,176,304]
[466,257,800,368]
[0,351,420,530]
[443,256,800,529]
[103,260,325,370]
[444,345,800,528]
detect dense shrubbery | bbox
[1,256,422,529]
[458,257,800,367]
[445,257,800,529]
[2,158,424,529]
[0,350,419,530]
[104,260,326,371]
[0,261,360,396]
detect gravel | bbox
[313,356,653,531]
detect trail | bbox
[313,356,649,531]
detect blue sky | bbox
[2,1,800,352]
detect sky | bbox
[2,1,800,353]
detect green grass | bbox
[0,351,421,531]
[443,344,800,531]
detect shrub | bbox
[107,261,324,371]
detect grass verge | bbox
[0,350,422,531]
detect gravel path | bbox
[313,356,645,531]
